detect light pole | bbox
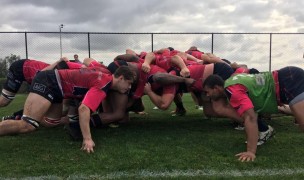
[59,24,64,57]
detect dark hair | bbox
[249,68,260,74]
[168,47,174,51]
[55,61,69,70]
[203,75,224,88]
[113,66,134,81]
[107,60,128,74]
[221,59,231,64]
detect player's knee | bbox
[0,99,11,107]
[43,117,61,127]
[20,115,40,133]
[0,90,16,107]
[203,108,216,118]
[159,103,170,110]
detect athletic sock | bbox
[257,116,269,132]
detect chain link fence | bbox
[0,32,303,71]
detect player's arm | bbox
[114,54,139,62]
[142,52,156,73]
[41,58,65,71]
[236,108,258,162]
[170,55,190,77]
[78,103,95,153]
[186,54,204,64]
[144,83,174,110]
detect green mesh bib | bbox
[225,73,278,114]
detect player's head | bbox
[203,75,225,100]
[113,66,134,94]
[55,61,69,69]
[107,60,128,74]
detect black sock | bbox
[175,102,185,110]
[90,114,103,128]
[258,116,269,132]
[13,109,24,116]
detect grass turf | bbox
[0,94,304,179]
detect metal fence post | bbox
[211,33,214,54]
[25,32,28,59]
[269,33,272,71]
[88,33,91,58]
[151,33,154,52]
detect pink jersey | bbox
[153,50,188,71]
[150,65,177,95]
[226,85,254,116]
[132,63,149,99]
[23,59,49,84]
[132,64,175,99]
[66,61,84,69]
[86,61,111,74]
[233,67,249,74]
[185,50,203,59]
[87,60,107,69]
[58,67,113,111]
[139,52,147,59]
[187,64,206,92]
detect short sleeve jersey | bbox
[58,67,113,111]
[185,50,203,59]
[187,64,206,92]
[225,73,278,116]
[66,61,84,69]
[131,64,175,98]
[23,59,49,84]
[153,50,187,72]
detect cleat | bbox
[152,106,159,110]
[245,125,275,146]
[234,124,245,131]
[171,108,186,116]
[257,125,275,145]
[64,123,82,141]
[108,123,119,128]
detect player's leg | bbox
[0,93,51,135]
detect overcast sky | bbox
[1,0,304,32]
[0,0,303,70]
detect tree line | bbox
[0,54,20,78]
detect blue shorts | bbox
[29,70,63,103]
[278,66,304,105]
[3,60,26,93]
[213,63,234,80]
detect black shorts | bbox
[213,63,234,80]
[278,66,304,104]
[3,59,26,93]
[29,70,63,103]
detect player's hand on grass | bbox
[81,138,95,153]
[235,151,256,162]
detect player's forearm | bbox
[152,73,185,85]
[144,52,156,65]
[78,104,92,140]
[42,59,62,71]
[243,111,259,154]
[171,55,187,69]
[145,91,163,109]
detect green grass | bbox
[0,94,304,179]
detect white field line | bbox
[2,168,304,179]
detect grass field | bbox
[0,94,304,179]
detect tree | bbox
[0,54,20,78]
